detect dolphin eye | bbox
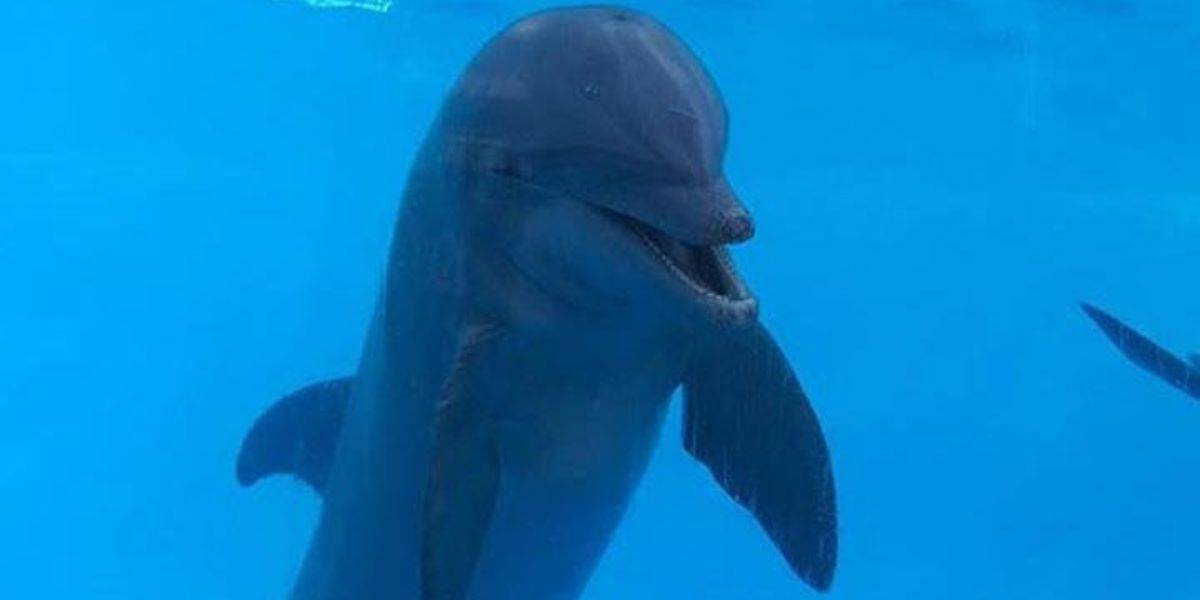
[665,106,698,122]
[496,154,530,179]
[476,145,529,180]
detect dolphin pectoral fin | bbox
[422,325,505,600]
[236,377,352,495]
[682,323,837,591]
[1081,302,1200,400]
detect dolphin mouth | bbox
[618,214,759,325]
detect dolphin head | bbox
[440,6,759,329]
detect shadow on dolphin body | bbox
[1081,302,1200,401]
[238,6,838,598]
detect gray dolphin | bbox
[1081,303,1200,400]
[237,6,837,599]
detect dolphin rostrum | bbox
[237,6,838,598]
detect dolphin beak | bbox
[595,175,759,328]
[687,176,755,245]
[642,176,756,247]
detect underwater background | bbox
[2,0,1198,597]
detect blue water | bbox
[2,1,1198,598]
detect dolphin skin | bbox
[238,6,838,598]
[1081,302,1200,400]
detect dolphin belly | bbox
[461,326,678,600]
[471,386,672,599]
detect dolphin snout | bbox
[623,176,755,247]
[719,211,755,244]
[689,177,754,246]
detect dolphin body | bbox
[237,7,838,599]
[1081,303,1200,400]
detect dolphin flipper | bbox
[422,324,505,600]
[1081,302,1200,400]
[236,377,351,495]
[683,323,837,591]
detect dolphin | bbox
[1081,302,1200,400]
[237,6,838,599]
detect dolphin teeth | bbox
[627,217,750,304]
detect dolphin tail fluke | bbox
[682,323,837,592]
[236,377,352,495]
[1080,302,1200,400]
